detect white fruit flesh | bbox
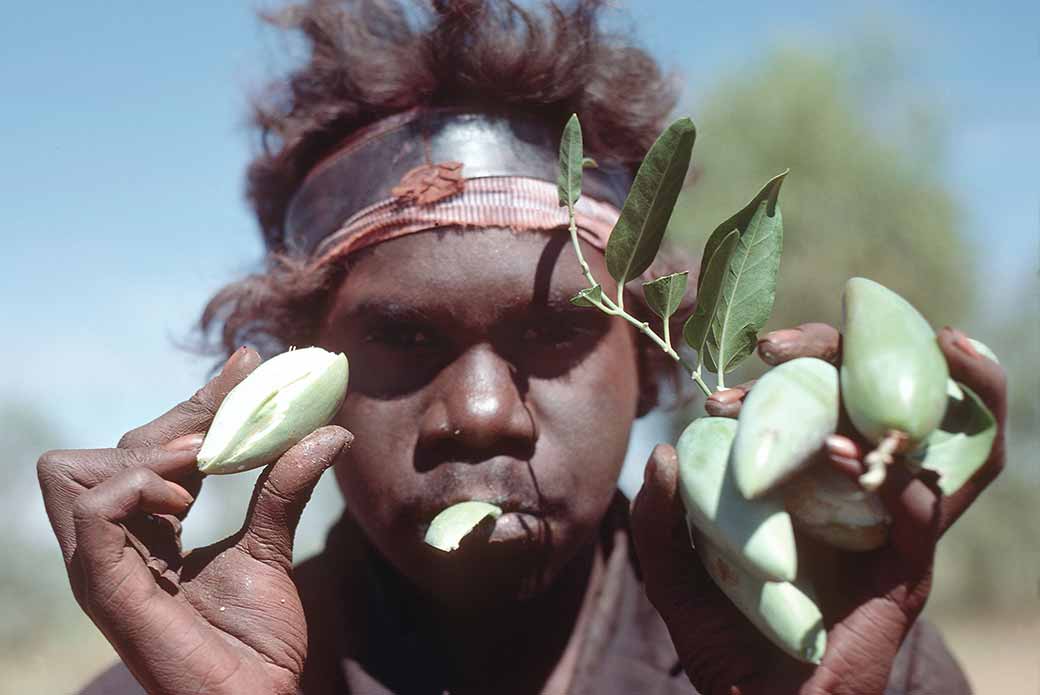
[197,347,349,475]
[425,501,504,552]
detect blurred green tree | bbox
[672,43,973,370]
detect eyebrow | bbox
[338,290,607,330]
[341,300,438,323]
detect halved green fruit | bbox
[424,501,503,552]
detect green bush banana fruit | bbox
[840,278,948,489]
[424,501,503,552]
[910,380,997,496]
[197,346,349,475]
[784,466,890,550]
[677,417,797,582]
[691,526,827,664]
[732,357,840,500]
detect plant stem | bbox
[568,207,598,289]
[566,202,711,399]
[588,297,711,398]
[692,371,712,397]
[859,430,908,491]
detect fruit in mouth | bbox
[424,501,504,552]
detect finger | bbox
[823,434,866,480]
[630,445,792,689]
[72,468,193,585]
[757,322,841,366]
[937,327,1007,426]
[704,380,755,418]
[940,326,1002,418]
[117,347,261,450]
[238,426,352,570]
[933,327,1007,530]
[877,462,941,575]
[38,446,201,563]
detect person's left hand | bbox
[630,323,1006,695]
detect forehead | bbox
[330,227,596,317]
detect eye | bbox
[520,324,589,349]
[364,322,438,349]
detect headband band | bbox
[283,108,633,260]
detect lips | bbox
[414,457,548,520]
[488,510,547,544]
[426,493,543,525]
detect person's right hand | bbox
[37,347,353,695]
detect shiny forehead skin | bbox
[283,107,632,258]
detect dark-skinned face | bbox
[317,227,640,605]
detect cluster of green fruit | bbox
[677,277,998,663]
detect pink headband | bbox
[310,174,621,266]
[282,108,632,266]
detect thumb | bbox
[239,425,353,570]
[630,444,701,611]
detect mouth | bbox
[487,510,545,544]
[421,495,547,548]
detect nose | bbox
[419,344,537,457]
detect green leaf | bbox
[605,118,697,283]
[570,284,603,308]
[683,229,740,365]
[706,187,785,374]
[642,271,689,319]
[910,381,997,496]
[698,171,788,285]
[582,157,599,169]
[557,114,584,208]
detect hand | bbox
[37,347,353,695]
[630,323,1006,695]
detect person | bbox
[37,2,1006,693]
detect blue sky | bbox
[3,2,1037,548]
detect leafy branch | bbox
[558,113,787,398]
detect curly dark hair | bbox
[199,0,698,411]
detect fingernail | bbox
[758,330,799,362]
[704,399,738,418]
[163,432,205,453]
[763,328,801,345]
[713,388,744,405]
[165,481,195,506]
[220,346,249,376]
[950,329,980,359]
[326,428,352,467]
[826,434,860,460]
